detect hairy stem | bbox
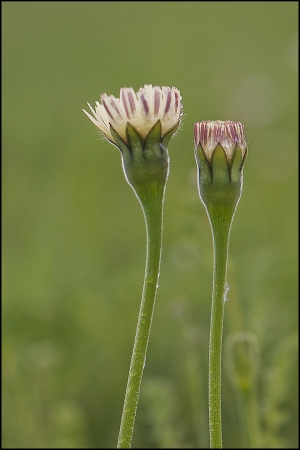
[117,185,164,448]
[207,204,233,449]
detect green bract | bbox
[194,120,247,214]
[110,121,169,198]
[195,142,247,208]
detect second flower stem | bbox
[117,185,164,449]
[207,204,234,449]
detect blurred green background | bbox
[2,2,298,448]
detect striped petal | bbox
[194,121,247,161]
[83,84,183,146]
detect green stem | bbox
[117,184,165,449]
[207,204,234,449]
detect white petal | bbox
[83,84,182,145]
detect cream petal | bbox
[84,84,182,145]
[82,108,102,129]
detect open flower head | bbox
[83,84,182,147]
[194,120,247,162]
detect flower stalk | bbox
[83,85,182,448]
[194,121,247,448]
[115,121,169,449]
[117,183,164,448]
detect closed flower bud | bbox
[194,120,247,209]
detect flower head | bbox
[194,120,248,209]
[194,120,247,162]
[83,84,182,147]
[83,85,183,204]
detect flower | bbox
[83,85,183,202]
[194,120,247,162]
[83,84,182,146]
[194,120,248,208]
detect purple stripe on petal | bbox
[110,99,121,116]
[218,124,223,143]
[174,91,179,113]
[203,122,208,146]
[121,91,130,118]
[236,122,244,145]
[231,122,238,143]
[140,94,149,115]
[128,91,136,114]
[164,90,171,114]
[229,122,237,143]
[211,123,216,145]
[154,89,160,115]
[102,99,114,119]
[199,123,203,141]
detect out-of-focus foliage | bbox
[2,2,298,448]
